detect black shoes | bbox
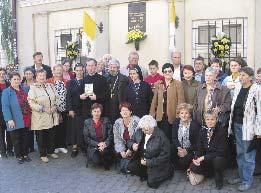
[215,172,223,190]
[23,156,32,162]
[139,176,147,182]
[71,149,78,158]
[17,157,24,164]
[0,152,7,158]
[215,182,223,190]
[7,150,14,157]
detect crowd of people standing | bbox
[0,50,261,191]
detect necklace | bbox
[110,75,119,98]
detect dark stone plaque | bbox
[128,2,146,32]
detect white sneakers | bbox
[54,148,68,154]
[40,157,49,163]
[49,153,59,159]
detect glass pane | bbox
[60,34,72,48]
[223,24,241,44]
[198,25,216,44]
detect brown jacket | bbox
[150,80,185,124]
[193,82,232,125]
[182,79,200,106]
[27,83,59,130]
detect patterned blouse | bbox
[54,80,67,112]
[178,120,191,148]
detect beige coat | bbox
[150,80,185,124]
[27,83,59,130]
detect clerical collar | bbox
[87,72,97,76]
[34,64,43,70]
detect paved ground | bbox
[0,150,261,193]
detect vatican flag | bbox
[170,0,176,24]
[83,11,96,40]
[169,0,176,50]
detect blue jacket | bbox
[1,86,27,131]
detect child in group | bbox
[144,60,164,90]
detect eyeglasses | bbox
[163,70,173,74]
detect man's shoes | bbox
[23,156,32,162]
[140,176,147,182]
[215,182,223,190]
[238,183,252,191]
[71,149,78,158]
[49,153,59,159]
[7,150,14,157]
[40,157,49,163]
[227,177,241,185]
[0,152,7,158]
[58,148,68,154]
[17,157,24,164]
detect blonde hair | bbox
[176,103,193,114]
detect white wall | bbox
[109,0,169,69]
[184,0,255,67]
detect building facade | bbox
[16,0,260,71]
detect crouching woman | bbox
[127,115,173,189]
[190,110,228,190]
[83,103,114,170]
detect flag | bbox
[83,11,96,40]
[170,0,176,24]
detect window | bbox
[223,24,242,44]
[192,18,247,69]
[60,34,72,49]
[198,25,216,44]
[54,28,94,65]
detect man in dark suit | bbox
[31,52,53,79]
[80,58,110,119]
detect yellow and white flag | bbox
[170,0,176,24]
[83,11,96,40]
[169,0,176,50]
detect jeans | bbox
[234,123,256,185]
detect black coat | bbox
[31,64,53,79]
[196,124,228,161]
[83,117,113,161]
[66,78,83,113]
[127,127,173,184]
[172,118,200,153]
[81,73,110,118]
[106,73,129,123]
[123,81,153,118]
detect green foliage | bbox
[0,0,14,64]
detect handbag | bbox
[187,163,204,185]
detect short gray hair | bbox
[108,59,120,68]
[205,67,218,75]
[138,115,157,129]
[204,109,218,120]
[171,50,181,57]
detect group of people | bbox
[0,50,261,191]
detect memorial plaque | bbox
[128,2,146,32]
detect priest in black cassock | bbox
[106,59,129,123]
[80,58,110,119]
